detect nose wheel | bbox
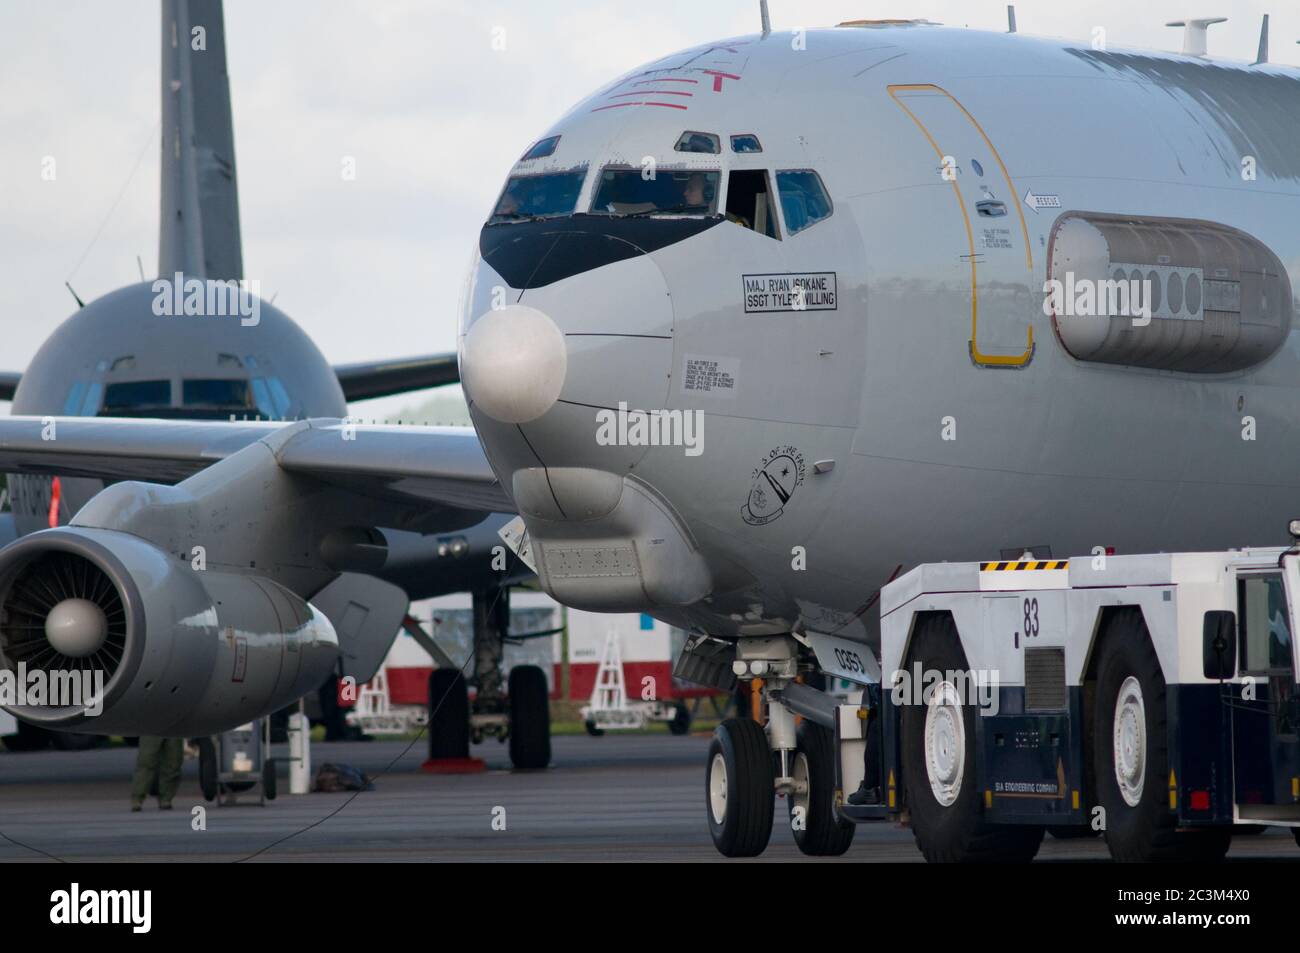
[508,664,551,769]
[789,721,855,856]
[422,587,553,771]
[705,717,774,857]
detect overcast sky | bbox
[1,0,1292,419]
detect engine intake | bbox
[0,527,338,736]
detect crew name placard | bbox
[742,272,837,313]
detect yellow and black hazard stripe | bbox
[979,560,1069,572]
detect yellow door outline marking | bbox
[888,83,1035,368]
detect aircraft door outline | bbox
[888,83,1035,368]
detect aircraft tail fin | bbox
[159,0,243,281]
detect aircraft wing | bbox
[332,352,459,401]
[0,417,280,482]
[0,371,20,402]
[0,416,513,515]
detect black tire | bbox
[428,668,470,760]
[668,703,692,736]
[584,720,605,737]
[706,717,775,857]
[1292,828,1300,850]
[262,758,277,801]
[789,721,855,856]
[197,737,218,802]
[508,665,551,770]
[1047,824,1099,839]
[902,615,1043,863]
[1093,610,1231,863]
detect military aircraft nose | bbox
[460,303,567,424]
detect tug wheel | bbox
[1094,610,1230,862]
[902,615,1042,863]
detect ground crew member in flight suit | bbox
[847,685,883,806]
[130,736,183,811]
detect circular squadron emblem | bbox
[741,446,806,526]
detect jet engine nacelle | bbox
[0,527,338,736]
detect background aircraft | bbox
[0,0,534,758]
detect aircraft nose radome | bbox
[461,304,567,424]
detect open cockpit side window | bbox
[725,169,779,240]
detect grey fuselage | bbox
[7,282,349,536]
[460,24,1300,648]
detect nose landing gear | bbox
[705,635,858,857]
[424,586,552,771]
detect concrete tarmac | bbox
[0,734,1297,861]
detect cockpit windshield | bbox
[489,170,586,223]
[590,168,720,217]
[73,376,294,421]
[102,380,170,415]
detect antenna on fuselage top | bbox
[1252,14,1269,64]
[1166,17,1227,57]
[136,255,145,281]
[64,282,85,309]
[759,0,771,36]
[1006,5,1017,33]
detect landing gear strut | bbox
[705,636,856,857]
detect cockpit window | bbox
[62,380,103,416]
[590,168,720,217]
[725,170,779,239]
[489,170,586,223]
[674,131,720,154]
[521,136,560,160]
[776,170,833,234]
[246,377,291,419]
[730,134,762,153]
[102,380,170,414]
[184,379,254,409]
